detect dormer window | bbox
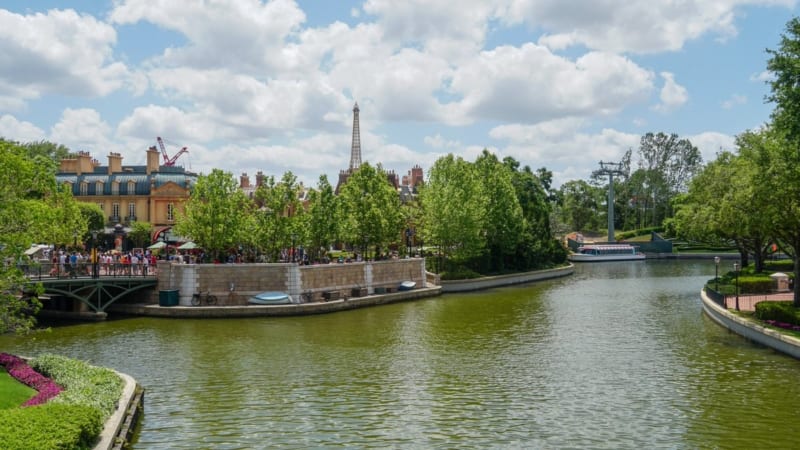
[112,181,119,195]
[96,181,103,195]
[80,182,88,196]
[127,180,136,194]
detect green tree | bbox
[632,132,702,226]
[128,221,152,250]
[0,141,80,333]
[252,171,305,262]
[419,155,486,269]
[173,169,253,262]
[765,18,800,306]
[557,180,603,232]
[338,163,403,258]
[306,175,339,262]
[475,150,523,271]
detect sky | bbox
[0,0,797,189]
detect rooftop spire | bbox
[349,102,361,170]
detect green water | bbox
[2,260,800,448]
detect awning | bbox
[147,241,167,250]
[177,241,198,250]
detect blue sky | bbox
[0,1,797,188]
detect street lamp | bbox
[291,233,297,263]
[91,231,99,278]
[733,262,741,311]
[714,256,720,292]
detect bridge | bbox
[25,262,157,315]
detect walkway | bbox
[721,292,794,312]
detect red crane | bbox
[156,136,189,166]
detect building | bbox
[56,146,198,243]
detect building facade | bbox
[55,147,197,231]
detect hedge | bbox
[755,301,800,325]
[0,403,103,450]
[0,354,124,449]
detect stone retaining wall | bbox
[155,258,426,306]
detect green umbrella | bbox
[147,241,166,250]
[177,241,198,250]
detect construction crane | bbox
[156,136,189,166]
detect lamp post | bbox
[714,256,720,292]
[291,233,297,263]
[734,262,740,311]
[91,231,99,278]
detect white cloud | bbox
[721,93,747,109]
[110,0,307,74]
[0,114,46,142]
[0,9,129,104]
[490,119,640,186]
[502,0,746,53]
[688,131,735,163]
[424,134,461,149]
[50,108,117,154]
[450,44,654,123]
[653,72,688,113]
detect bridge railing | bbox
[22,261,157,281]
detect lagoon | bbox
[2,260,799,448]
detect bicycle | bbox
[191,290,218,306]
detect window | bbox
[127,180,136,194]
[111,182,119,195]
[80,182,88,196]
[128,202,136,218]
[96,181,103,195]
[167,203,175,221]
[112,203,120,218]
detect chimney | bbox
[255,171,265,187]
[146,146,160,174]
[77,151,93,175]
[240,172,250,188]
[108,152,123,175]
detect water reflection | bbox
[2,260,799,448]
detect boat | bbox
[398,280,416,291]
[248,291,292,305]
[567,244,646,262]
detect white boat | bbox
[248,291,293,305]
[398,280,416,291]
[568,244,646,262]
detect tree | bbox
[765,18,800,306]
[767,17,800,144]
[173,169,253,262]
[632,132,702,226]
[252,171,305,262]
[338,163,404,258]
[419,155,486,269]
[0,141,82,333]
[128,221,152,250]
[306,175,339,262]
[557,180,603,232]
[475,150,523,271]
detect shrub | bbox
[29,354,123,417]
[738,276,774,294]
[755,301,800,325]
[0,403,103,450]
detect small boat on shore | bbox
[398,280,416,291]
[248,291,292,305]
[568,244,645,262]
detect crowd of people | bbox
[40,248,158,278]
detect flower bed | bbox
[764,319,800,331]
[0,353,62,406]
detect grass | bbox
[0,367,35,410]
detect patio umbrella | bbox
[177,241,198,250]
[147,241,166,250]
